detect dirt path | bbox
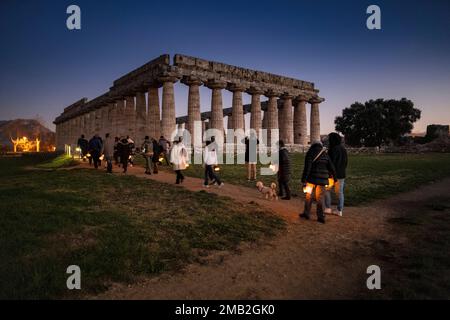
[80,162,450,299]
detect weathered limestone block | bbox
[115,99,126,137]
[124,96,136,139]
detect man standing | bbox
[88,134,103,169]
[141,136,154,175]
[324,133,348,217]
[117,137,131,174]
[102,133,114,174]
[277,140,291,200]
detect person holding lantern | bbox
[300,141,336,224]
[169,137,188,184]
[324,132,348,217]
[203,140,224,188]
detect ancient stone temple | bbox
[54,54,324,151]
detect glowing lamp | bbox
[303,183,314,195]
[75,147,81,152]
[214,165,220,172]
[86,153,91,158]
[99,155,104,161]
[325,178,335,190]
[159,156,164,162]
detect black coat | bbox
[117,140,131,162]
[328,144,348,179]
[301,143,336,186]
[277,147,291,181]
[244,137,259,163]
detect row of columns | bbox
[56,77,323,150]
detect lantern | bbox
[214,165,220,172]
[325,178,335,190]
[75,147,81,153]
[159,156,164,162]
[303,183,314,195]
[86,153,91,158]
[99,155,104,161]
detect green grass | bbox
[156,153,450,206]
[35,154,78,169]
[0,156,284,299]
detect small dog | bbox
[256,181,278,200]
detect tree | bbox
[335,98,421,147]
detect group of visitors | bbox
[77,131,347,224]
[274,133,347,224]
[76,133,173,175]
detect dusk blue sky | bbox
[0,0,449,133]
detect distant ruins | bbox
[54,54,324,150]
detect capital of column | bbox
[264,89,282,98]
[247,86,264,95]
[181,76,203,86]
[205,78,227,90]
[281,92,294,100]
[157,71,181,84]
[227,82,247,92]
[309,96,325,104]
[293,94,309,104]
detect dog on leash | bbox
[256,181,278,200]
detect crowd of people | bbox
[77,131,347,224]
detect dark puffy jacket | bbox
[301,143,336,186]
[244,137,259,163]
[278,147,291,181]
[77,138,88,153]
[117,139,131,162]
[88,137,103,156]
[328,133,348,179]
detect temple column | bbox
[89,110,96,138]
[262,111,268,129]
[115,98,126,138]
[83,113,90,138]
[124,96,136,139]
[264,90,281,146]
[159,73,180,140]
[293,96,308,145]
[182,76,202,137]
[248,87,263,136]
[229,84,246,131]
[280,94,294,144]
[310,97,324,143]
[135,91,147,145]
[227,114,233,130]
[206,79,227,144]
[147,86,161,140]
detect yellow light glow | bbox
[303,183,314,195]
[214,166,220,172]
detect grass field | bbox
[153,153,450,206]
[0,155,284,299]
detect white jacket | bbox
[170,143,188,170]
[203,144,218,166]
